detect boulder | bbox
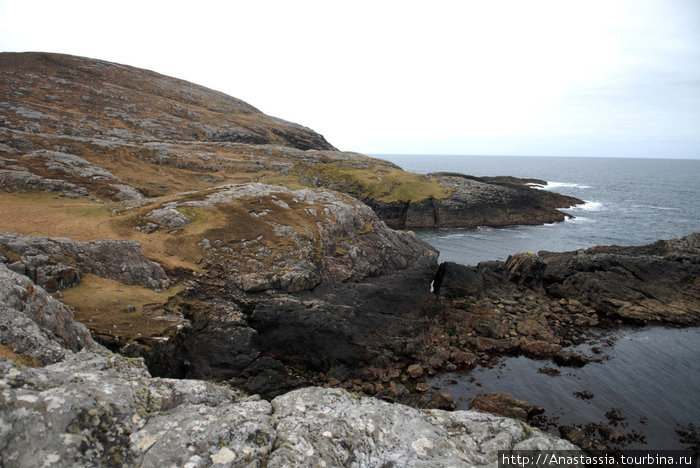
[0,263,100,365]
[469,392,542,421]
[0,232,169,290]
[268,387,576,467]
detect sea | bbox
[378,155,700,450]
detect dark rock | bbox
[469,392,538,421]
[432,233,699,378]
[432,391,457,410]
[541,233,700,324]
[366,173,581,229]
[433,262,483,298]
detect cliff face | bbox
[0,250,577,467]
[367,173,581,229]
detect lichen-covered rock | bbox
[157,183,437,293]
[0,351,273,468]
[0,263,98,364]
[24,150,116,180]
[146,206,191,230]
[110,183,144,201]
[268,387,578,467]
[0,232,169,290]
[0,169,88,195]
[0,353,578,468]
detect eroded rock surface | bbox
[366,173,581,229]
[0,232,169,291]
[136,184,440,395]
[0,352,577,468]
[0,263,99,365]
[429,233,700,370]
[268,387,577,467]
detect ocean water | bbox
[378,155,700,450]
[377,155,700,265]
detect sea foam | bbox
[571,200,603,211]
[529,181,591,190]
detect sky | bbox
[1,0,699,158]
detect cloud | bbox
[1,0,699,157]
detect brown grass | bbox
[0,192,202,271]
[58,274,184,341]
[0,344,41,367]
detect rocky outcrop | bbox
[154,183,438,293]
[134,184,440,395]
[0,351,577,468]
[540,234,700,324]
[0,351,273,468]
[1,51,581,233]
[366,173,582,229]
[429,233,700,370]
[0,263,99,365]
[269,387,576,467]
[0,232,169,291]
[0,168,89,196]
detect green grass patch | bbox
[298,162,452,203]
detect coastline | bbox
[1,52,699,463]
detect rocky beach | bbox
[1,52,698,466]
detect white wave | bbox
[534,181,591,190]
[565,215,592,223]
[570,200,603,211]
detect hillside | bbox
[0,52,582,389]
[2,52,699,460]
[0,52,579,226]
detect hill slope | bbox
[0,51,335,150]
[0,51,578,396]
[0,51,579,228]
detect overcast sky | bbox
[1,0,699,158]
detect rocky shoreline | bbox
[1,51,699,463]
[0,260,578,466]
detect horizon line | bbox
[364,153,700,160]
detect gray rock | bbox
[0,351,273,468]
[0,351,578,468]
[170,183,437,293]
[0,263,98,364]
[269,387,577,467]
[24,150,116,179]
[146,206,191,229]
[110,183,144,201]
[0,232,169,290]
[0,169,88,195]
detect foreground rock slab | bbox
[0,351,577,468]
[269,387,576,467]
